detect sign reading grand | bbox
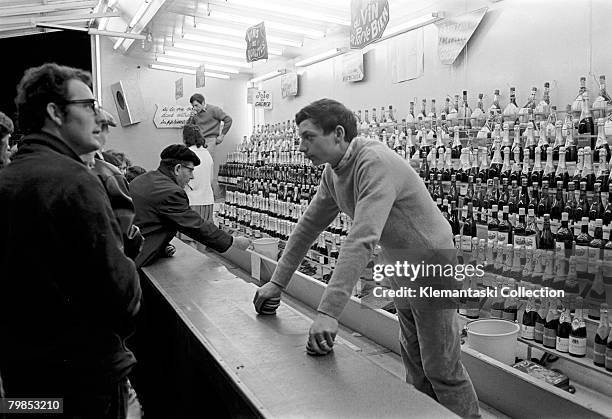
[246,22,268,63]
[153,104,192,128]
[350,0,390,49]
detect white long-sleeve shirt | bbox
[186,145,214,206]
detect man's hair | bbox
[104,149,131,168]
[295,98,358,143]
[0,111,14,138]
[189,93,205,105]
[14,63,92,134]
[125,166,147,183]
[182,124,205,148]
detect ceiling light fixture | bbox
[195,24,303,47]
[113,37,124,50]
[165,49,252,68]
[150,64,230,79]
[380,12,444,41]
[208,11,325,38]
[295,47,348,67]
[226,0,350,26]
[129,0,152,28]
[172,42,244,59]
[156,56,240,73]
[182,33,283,55]
[249,69,287,84]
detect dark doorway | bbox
[0,30,92,142]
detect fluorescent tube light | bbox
[381,12,444,41]
[128,1,151,28]
[195,24,303,47]
[249,69,287,84]
[157,56,240,73]
[108,0,119,7]
[295,47,348,67]
[209,11,325,38]
[150,64,230,79]
[113,37,124,50]
[182,33,283,55]
[226,0,350,26]
[165,49,252,68]
[172,42,244,59]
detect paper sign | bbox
[246,21,269,63]
[350,0,390,49]
[247,87,258,104]
[390,28,424,83]
[153,104,192,128]
[342,52,364,82]
[280,73,298,97]
[196,64,206,88]
[435,7,487,65]
[254,90,272,109]
[175,78,183,100]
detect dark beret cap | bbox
[160,144,200,166]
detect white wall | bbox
[259,0,612,124]
[98,37,249,171]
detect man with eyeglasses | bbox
[130,144,250,269]
[0,63,141,418]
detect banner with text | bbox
[254,90,272,109]
[342,52,364,82]
[246,22,269,63]
[435,7,487,65]
[350,0,389,49]
[153,104,192,128]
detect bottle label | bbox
[555,242,565,253]
[588,247,602,264]
[534,323,544,342]
[488,230,497,242]
[524,235,536,250]
[461,235,473,252]
[543,328,557,347]
[513,235,525,248]
[521,324,535,340]
[555,336,569,352]
[497,231,509,245]
[575,245,589,271]
[593,343,606,364]
[569,337,587,356]
[607,350,612,369]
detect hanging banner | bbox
[341,52,364,82]
[254,90,272,109]
[435,7,487,65]
[245,22,269,62]
[153,104,192,128]
[390,28,424,83]
[350,0,390,49]
[175,78,183,100]
[280,73,298,98]
[196,64,206,88]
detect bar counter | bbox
[135,239,455,418]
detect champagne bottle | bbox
[578,91,596,150]
[606,317,612,371]
[581,146,596,191]
[604,184,612,226]
[594,303,609,366]
[568,297,587,357]
[543,299,560,348]
[556,303,572,353]
[503,87,519,128]
[534,296,549,343]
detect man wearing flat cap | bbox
[130,144,250,268]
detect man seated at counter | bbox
[130,144,250,268]
[253,99,480,418]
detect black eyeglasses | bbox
[181,164,195,173]
[59,99,100,114]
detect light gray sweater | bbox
[270,137,454,318]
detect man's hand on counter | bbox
[231,235,252,251]
[306,313,337,356]
[253,281,282,314]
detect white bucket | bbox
[466,319,520,365]
[253,238,279,261]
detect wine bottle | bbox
[556,304,572,353]
[590,183,604,221]
[575,181,590,222]
[543,146,556,187]
[555,146,570,189]
[596,148,610,191]
[537,181,552,218]
[573,148,584,183]
[581,146,596,191]
[606,317,612,372]
[569,297,587,357]
[534,297,549,343]
[578,91,596,150]
[604,184,612,226]
[525,208,539,250]
[487,205,500,243]
[497,205,512,246]
[594,303,609,366]
[502,274,518,322]
[531,146,543,185]
[539,214,555,251]
[543,300,561,349]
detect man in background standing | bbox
[187,93,232,197]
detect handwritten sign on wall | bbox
[254,90,272,109]
[196,64,206,88]
[350,0,389,49]
[246,22,269,63]
[342,52,364,82]
[153,104,192,128]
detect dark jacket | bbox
[92,155,143,260]
[0,132,141,389]
[130,166,233,268]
